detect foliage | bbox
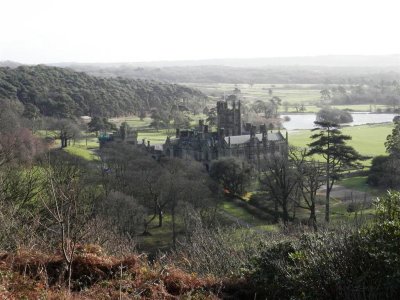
[368,120,400,188]
[88,116,116,133]
[0,65,205,118]
[368,155,400,188]
[210,158,251,197]
[259,153,298,225]
[173,225,266,278]
[308,121,367,222]
[385,119,400,156]
[250,191,400,299]
[316,107,353,124]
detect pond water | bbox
[281,113,397,131]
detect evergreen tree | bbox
[385,119,400,157]
[307,121,367,222]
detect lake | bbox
[281,113,397,131]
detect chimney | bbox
[176,128,180,138]
[147,141,150,148]
[260,124,267,140]
[219,128,225,140]
[250,125,256,138]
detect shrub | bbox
[248,191,400,299]
[316,107,353,124]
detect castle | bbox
[101,98,288,168]
[159,99,288,168]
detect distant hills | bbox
[51,54,400,68]
[45,55,400,84]
[0,60,22,68]
[0,65,205,118]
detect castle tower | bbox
[216,98,242,136]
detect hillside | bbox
[0,65,205,118]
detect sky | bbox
[0,0,399,64]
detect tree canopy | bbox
[316,107,353,124]
[0,65,205,118]
[308,121,367,222]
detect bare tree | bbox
[291,148,325,230]
[259,153,298,225]
[40,155,96,291]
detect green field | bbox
[186,83,321,104]
[288,123,393,166]
[185,83,392,113]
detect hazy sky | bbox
[1,0,399,64]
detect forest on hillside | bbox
[0,65,205,118]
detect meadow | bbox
[288,123,393,166]
[185,82,392,113]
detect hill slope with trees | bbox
[0,65,205,118]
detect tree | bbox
[320,89,331,103]
[252,100,275,119]
[150,109,169,131]
[316,107,353,124]
[56,119,81,148]
[291,148,324,230]
[307,121,367,222]
[210,158,250,197]
[88,116,116,135]
[385,119,400,157]
[269,96,282,117]
[259,152,299,225]
[172,111,191,129]
[139,108,146,121]
[367,155,400,189]
[40,153,97,291]
[368,120,400,188]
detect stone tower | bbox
[216,99,242,136]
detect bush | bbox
[368,155,400,188]
[248,191,400,299]
[316,107,353,124]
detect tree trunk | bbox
[158,209,163,227]
[310,204,317,232]
[274,199,279,222]
[282,201,289,226]
[325,145,330,223]
[325,182,330,223]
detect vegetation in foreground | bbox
[1,192,399,299]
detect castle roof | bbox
[224,132,285,145]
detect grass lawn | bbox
[64,145,98,161]
[222,201,266,227]
[338,176,372,192]
[136,215,177,252]
[186,83,393,115]
[288,123,393,166]
[137,129,170,144]
[110,116,153,128]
